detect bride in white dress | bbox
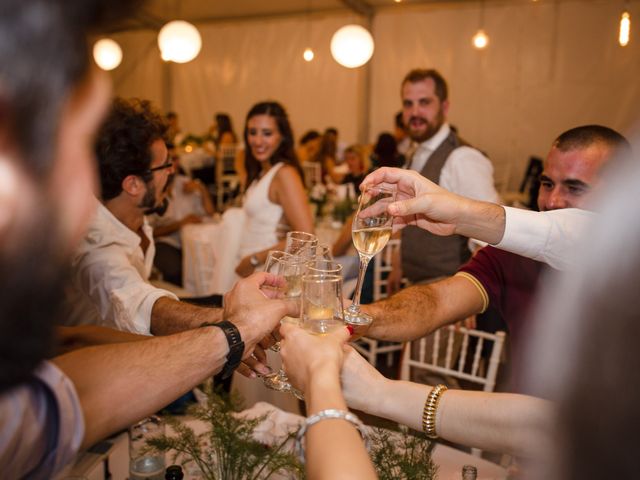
[234,101,313,277]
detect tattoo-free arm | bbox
[363,275,485,342]
[150,296,223,336]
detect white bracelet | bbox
[295,409,369,462]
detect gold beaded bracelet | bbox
[422,384,448,439]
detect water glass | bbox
[129,416,165,480]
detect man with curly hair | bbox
[65,98,234,337]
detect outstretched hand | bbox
[279,323,351,394]
[224,272,297,362]
[359,167,469,237]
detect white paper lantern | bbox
[330,25,374,68]
[93,38,122,71]
[158,20,202,63]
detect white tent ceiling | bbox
[114,0,521,30]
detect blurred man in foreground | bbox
[0,1,291,477]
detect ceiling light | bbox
[93,38,123,71]
[330,25,375,68]
[158,20,202,63]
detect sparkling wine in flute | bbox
[352,225,392,256]
[284,274,302,298]
[302,304,344,335]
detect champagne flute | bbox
[343,185,396,338]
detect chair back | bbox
[215,144,240,211]
[373,238,401,301]
[302,161,322,189]
[400,326,506,392]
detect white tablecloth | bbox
[181,208,245,295]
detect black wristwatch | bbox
[201,321,245,379]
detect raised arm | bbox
[280,324,377,480]
[362,275,485,342]
[341,347,553,458]
[150,296,223,335]
[361,167,593,270]
[54,325,149,355]
[55,272,296,449]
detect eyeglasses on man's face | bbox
[145,161,174,174]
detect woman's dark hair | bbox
[243,101,302,186]
[96,98,168,201]
[300,130,321,145]
[215,113,237,144]
[373,132,404,168]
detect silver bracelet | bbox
[295,409,369,462]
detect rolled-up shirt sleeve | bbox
[0,362,84,480]
[494,207,594,271]
[74,245,178,335]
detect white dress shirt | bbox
[409,123,500,204]
[66,201,178,334]
[495,207,594,271]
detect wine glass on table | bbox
[344,184,396,340]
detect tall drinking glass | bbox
[285,231,318,259]
[262,250,306,394]
[301,274,345,335]
[343,185,396,337]
[129,416,165,480]
[305,259,343,276]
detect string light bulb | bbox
[303,47,315,62]
[472,29,490,49]
[619,11,631,47]
[93,38,122,71]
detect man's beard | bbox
[408,109,445,143]
[0,209,70,393]
[140,174,173,216]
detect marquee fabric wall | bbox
[109,0,639,190]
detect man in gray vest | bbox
[387,69,499,292]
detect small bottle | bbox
[462,464,477,480]
[165,465,184,480]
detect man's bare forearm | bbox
[455,199,506,245]
[151,296,223,335]
[362,285,444,342]
[54,325,149,355]
[362,276,485,342]
[54,327,229,449]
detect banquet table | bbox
[60,402,507,479]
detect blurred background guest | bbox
[370,132,405,171]
[394,111,412,157]
[149,153,215,286]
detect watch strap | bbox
[201,321,245,379]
